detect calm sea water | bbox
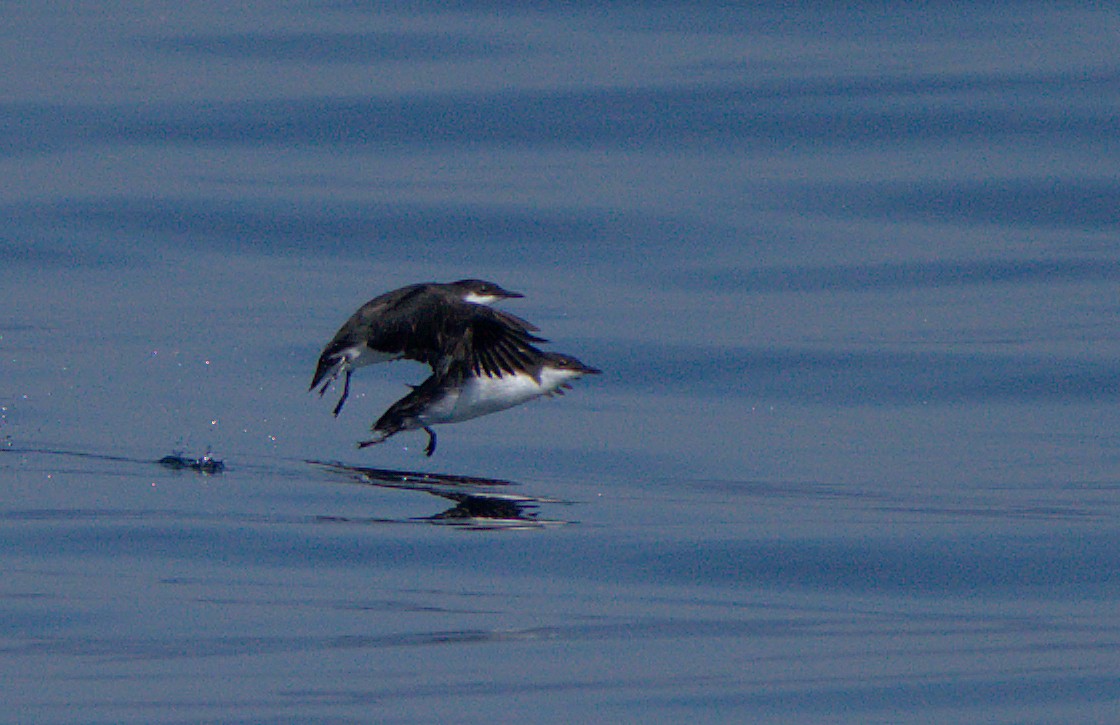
[3,3,1119,722]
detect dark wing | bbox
[424,304,547,378]
[483,307,539,333]
[309,284,428,391]
[311,283,546,390]
[370,291,545,377]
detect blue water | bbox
[3,3,1119,722]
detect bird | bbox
[358,351,601,456]
[310,280,545,416]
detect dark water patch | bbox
[0,613,861,662]
[0,241,133,269]
[4,514,1115,596]
[0,320,37,333]
[1,630,519,660]
[3,197,684,263]
[1,607,84,637]
[607,534,1120,596]
[5,69,1118,155]
[594,343,1120,404]
[784,178,1120,230]
[683,257,1120,293]
[335,1,1104,43]
[0,508,283,526]
[139,30,521,64]
[875,503,1096,522]
[653,673,1120,717]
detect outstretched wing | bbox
[310,283,546,394]
[308,284,426,391]
[424,304,547,379]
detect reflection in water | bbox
[1,446,570,530]
[311,461,568,531]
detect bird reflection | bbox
[420,490,547,530]
[311,461,567,530]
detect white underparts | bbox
[422,368,585,425]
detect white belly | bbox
[423,373,550,425]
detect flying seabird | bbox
[310,279,544,416]
[358,351,601,456]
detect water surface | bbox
[2,2,1119,722]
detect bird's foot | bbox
[331,369,353,417]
